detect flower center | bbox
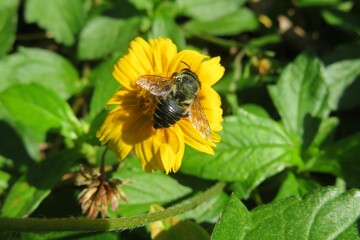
[137,87,157,118]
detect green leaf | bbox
[295,0,340,7]
[0,83,81,141]
[78,16,140,60]
[0,178,50,218]
[0,170,10,194]
[89,58,120,120]
[181,108,302,198]
[212,187,360,239]
[1,149,81,217]
[322,9,360,36]
[151,2,186,50]
[180,190,229,223]
[306,132,360,188]
[274,172,299,201]
[305,117,338,156]
[177,0,246,22]
[24,0,85,45]
[129,0,155,12]
[184,8,258,36]
[0,47,81,99]
[110,158,192,217]
[324,58,360,110]
[268,52,330,150]
[0,0,19,56]
[211,194,252,239]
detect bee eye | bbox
[176,77,182,82]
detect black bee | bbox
[136,66,211,140]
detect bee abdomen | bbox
[154,98,185,129]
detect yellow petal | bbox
[171,125,185,172]
[154,125,184,173]
[107,88,137,108]
[112,37,155,90]
[199,85,223,132]
[150,38,177,74]
[97,107,141,160]
[197,56,225,86]
[135,122,163,172]
[129,37,154,73]
[168,50,208,75]
[178,119,215,155]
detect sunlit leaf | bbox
[180,189,229,223]
[212,187,360,239]
[211,194,252,239]
[273,172,299,200]
[24,0,85,45]
[0,47,81,99]
[268,52,330,150]
[130,0,156,12]
[324,58,360,110]
[181,108,302,198]
[177,0,246,22]
[88,58,120,120]
[0,83,81,141]
[184,8,258,36]
[110,158,192,217]
[0,0,19,56]
[78,16,140,60]
[151,2,186,50]
[0,170,10,194]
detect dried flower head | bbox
[77,166,128,219]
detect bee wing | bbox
[136,75,175,96]
[189,98,211,140]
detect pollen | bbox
[137,87,157,118]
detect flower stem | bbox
[100,147,108,181]
[0,182,225,232]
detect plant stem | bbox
[0,182,225,232]
[100,147,108,181]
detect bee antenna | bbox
[180,61,191,69]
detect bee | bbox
[136,65,211,140]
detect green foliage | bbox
[0,0,360,238]
[0,0,19,56]
[110,158,193,217]
[184,8,258,36]
[0,47,81,99]
[182,108,301,198]
[78,16,141,60]
[212,188,360,239]
[24,0,85,46]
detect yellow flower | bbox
[97,37,224,173]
